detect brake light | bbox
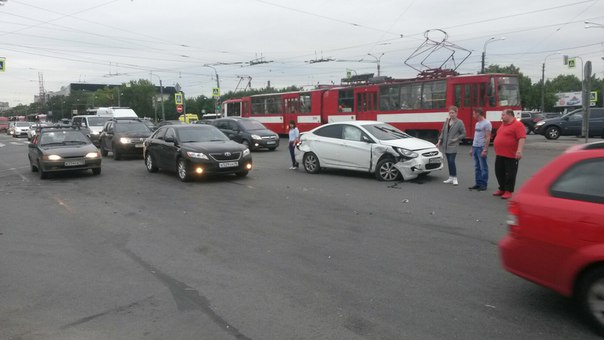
[506,201,520,235]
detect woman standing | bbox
[288,120,300,170]
[436,105,466,185]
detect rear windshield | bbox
[88,117,110,126]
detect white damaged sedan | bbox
[296,121,443,181]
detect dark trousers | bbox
[445,153,457,177]
[288,142,298,167]
[495,155,519,192]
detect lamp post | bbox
[367,52,385,77]
[150,73,165,121]
[481,37,505,73]
[541,52,560,112]
[203,64,221,117]
[585,22,604,107]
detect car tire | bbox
[578,266,604,336]
[235,170,249,177]
[92,168,101,175]
[303,152,320,174]
[524,124,531,134]
[38,161,48,179]
[177,158,191,182]
[112,144,121,160]
[30,157,38,172]
[545,126,561,140]
[145,153,158,173]
[375,157,400,181]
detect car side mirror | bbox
[562,116,569,121]
[165,136,175,143]
[362,135,372,143]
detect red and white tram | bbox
[227,72,521,141]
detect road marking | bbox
[8,167,30,182]
[0,143,5,147]
[53,196,75,214]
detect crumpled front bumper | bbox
[393,155,444,180]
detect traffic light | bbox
[0,58,5,72]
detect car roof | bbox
[323,120,386,127]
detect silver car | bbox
[296,121,444,181]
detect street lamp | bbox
[150,73,165,121]
[541,52,560,112]
[481,37,505,73]
[367,52,385,77]
[202,64,221,116]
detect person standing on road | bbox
[468,108,492,191]
[288,120,300,170]
[493,109,526,199]
[436,105,466,185]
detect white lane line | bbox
[0,143,5,147]
[9,167,30,182]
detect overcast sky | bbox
[1,0,603,106]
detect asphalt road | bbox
[0,133,601,340]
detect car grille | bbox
[210,152,241,161]
[261,135,278,140]
[422,151,439,157]
[426,163,441,170]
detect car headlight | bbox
[186,151,209,160]
[243,148,250,157]
[91,131,100,135]
[535,121,545,127]
[395,147,418,158]
[251,134,261,140]
[85,152,100,159]
[120,137,131,144]
[46,154,62,161]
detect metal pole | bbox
[582,61,592,144]
[159,79,165,121]
[481,51,485,74]
[182,91,186,123]
[541,63,545,112]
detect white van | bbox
[96,107,138,118]
[72,115,112,146]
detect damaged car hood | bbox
[378,138,436,151]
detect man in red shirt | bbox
[493,109,526,199]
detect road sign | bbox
[567,58,576,69]
[176,104,183,113]
[175,92,183,105]
[212,87,220,98]
[0,58,5,72]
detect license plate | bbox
[219,161,238,168]
[429,158,441,164]
[64,159,85,166]
[266,141,276,145]
[135,144,143,148]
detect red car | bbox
[500,141,604,334]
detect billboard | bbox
[555,91,598,107]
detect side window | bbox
[342,125,363,141]
[338,89,354,112]
[314,124,343,139]
[229,121,239,131]
[300,94,312,113]
[550,158,604,204]
[165,128,176,140]
[107,122,114,133]
[153,128,166,140]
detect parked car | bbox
[534,108,604,139]
[27,127,102,179]
[143,124,252,182]
[72,115,111,146]
[98,118,152,160]
[296,121,443,181]
[27,122,51,141]
[12,121,31,138]
[500,141,604,334]
[519,111,544,134]
[209,117,280,151]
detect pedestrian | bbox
[436,105,466,185]
[468,108,492,191]
[288,120,300,170]
[493,109,526,199]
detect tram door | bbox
[455,83,488,138]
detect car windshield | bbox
[16,122,30,127]
[115,122,150,133]
[88,117,110,126]
[177,127,229,143]
[238,120,267,131]
[362,123,411,140]
[39,131,89,145]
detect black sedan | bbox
[28,127,102,179]
[143,125,252,182]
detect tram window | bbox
[421,80,446,109]
[498,77,520,107]
[479,83,486,107]
[454,85,462,107]
[300,94,311,113]
[379,85,400,111]
[251,97,265,115]
[409,84,422,109]
[338,89,354,112]
[285,98,299,113]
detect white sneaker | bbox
[452,177,458,185]
[289,166,296,170]
[443,177,454,184]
